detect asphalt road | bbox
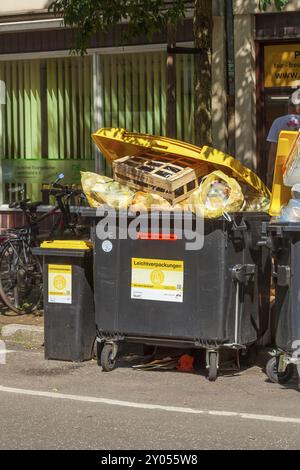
[0,343,300,450]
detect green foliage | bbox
[49,0,185,54]
[259,0,289,11]
[50,0,290,54]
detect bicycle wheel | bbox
[0,239,43,314]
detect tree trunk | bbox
[193,0,213,147]
[166,23,177,139]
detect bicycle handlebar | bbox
[9,199,31,209]
[9,174,84,213]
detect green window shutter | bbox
[125,56,132,131]
[78,58,84,158]
[103,56,111,127]
[190,56,195,143]
[1,59,42,161]
[1,55,94,203]
[71,58,78,159]
[154,53,161,136]
[57,59,65,159]
[146,54,153,134]
[18,62,25,159]
[176,56,182,141]
[110,56,118,129]
[24,61,32,158]
[65,58,71,159]
[175,54,195,144]
[117,57,125,129]
[6,62,12,159]
[47,59,59,159]
[139,54,146,133]
[161,53,167,136]
[132,54,139,132]
[101,51,169,140]
[12,62,19,158]
[30,60,41,159]
[183,55,189,142]
[36,62,42,159]
[84,55,91,160]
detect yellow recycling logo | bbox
[150,269,165,286]
[53,275,67,291]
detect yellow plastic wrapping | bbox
[81,171,134,209]
[130,192,172,212]
[129,192,183,212]
[187,170,244,218]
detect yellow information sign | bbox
[264,44,300,88]
[131,258,184,303]
[48,264,72,304]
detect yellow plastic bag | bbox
[81,171,134,209]
[130,192,185,212]
[187,170,244,218]
[130,192,171,212]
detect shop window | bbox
[0,51,195,204]
[0,57,94,204]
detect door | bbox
[257,42,300,183]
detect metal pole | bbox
[234,282,239,345]
[0,79,6,207]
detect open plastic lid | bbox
[92,128,270,199]
[269,130,300,216]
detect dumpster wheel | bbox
[207,351,218,382]
[101,343,117,372]
[266,356,294,384]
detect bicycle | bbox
[0,174,88,315]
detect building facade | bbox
[0,0,299,221]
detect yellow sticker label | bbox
[48,264,72,304]
[131,258,184,303]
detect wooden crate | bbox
[112,153,209,203]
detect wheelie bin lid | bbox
[40,240,93,250]
[32,240,93,258]
[92,128,270,199]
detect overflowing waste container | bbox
[264,130,300,388]
[33,240,95,362]
[265,222,300,386]
[89,210,270,380]
[86,128,272,381]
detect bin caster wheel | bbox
[101,344,117,372]
[207,351,218,382]
[266,356,293,384]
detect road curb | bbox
[0,324,44,347]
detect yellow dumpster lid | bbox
[40,240,93,250]
[269,130,298,216]
[92,128,270,198]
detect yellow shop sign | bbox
[264,44,300,88]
